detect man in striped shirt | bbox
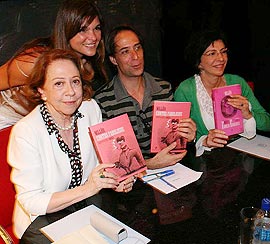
[94,25,196,238]
[95,25,196,165]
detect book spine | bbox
[212,91,219,130]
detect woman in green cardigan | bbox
[174,29,270,157]
[174,29,270,218]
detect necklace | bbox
[54,116,75,131]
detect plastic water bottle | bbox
[253,198,270,244]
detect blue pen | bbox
[142,169,174,178]
[143,169,177,189]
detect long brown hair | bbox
[52,0,108,84]
[7,0,108,91]
[5,0,108,113]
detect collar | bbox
[113,72,163,102]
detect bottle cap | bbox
[261,198,270,211]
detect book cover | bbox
[212,84,244,136]
[88,113,147,182]
[150,101,191,153]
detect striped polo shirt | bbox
[94,72,173,159]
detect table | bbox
[19,148,270,244]
[156,151,270,244]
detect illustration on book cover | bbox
[89,114,146,182]
[151,101,191,153]
[114,135,145,175]
[161,118,186,149]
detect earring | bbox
[41,94,47,101]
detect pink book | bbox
[88,113,147,182]
[150,101,191,153]
[212,84,244,136]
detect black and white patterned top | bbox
[40,102,84,188]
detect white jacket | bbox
[8,100,101,238]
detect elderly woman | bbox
[8,49,134,239]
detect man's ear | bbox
[109,56,118,66]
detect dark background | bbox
[0,0,269,111]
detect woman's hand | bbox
[114,176,135,193]
[146,142,187,169]
[179,118,197,142]
[85,163,119,196]
[204,129,229,148]
[228,95,253,119]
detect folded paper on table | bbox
[141,163,203,194]
[90,212,127,243]
[227,134,270,160]
[40,205,150,244]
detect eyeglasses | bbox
[137,110,152,135]
[203,48,229,58]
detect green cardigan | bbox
[174,74,270,141]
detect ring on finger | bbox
[99,172,105,178]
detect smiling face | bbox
[38,59,83,119]
[199,39,228,77]
[69,16,102,58]
[109,30,144,79]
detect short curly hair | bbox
[25,48,93,108]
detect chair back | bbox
[0,126,18,243]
